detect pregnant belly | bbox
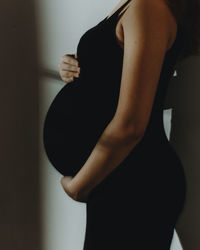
[43,79,116,176]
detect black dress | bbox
[43,0,187,249]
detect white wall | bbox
[36,0,111,248]
[36,0,200,249]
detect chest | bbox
[76,17,125,70]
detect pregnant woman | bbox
[43,0,200,249]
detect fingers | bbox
[58,54,81,83]
[59,62,80,73]
[58,65,80,81]
[61,54,79,66]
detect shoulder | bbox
[121,0,177,50]
[123,0,176,23]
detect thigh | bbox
[84,189,176,250]
[84,151,186,250]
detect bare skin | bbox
[112,0,177,51]
[58,53,80,83]
[60,0,178,202]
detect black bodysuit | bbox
[43,0,187,249]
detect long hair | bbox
[166,0,200,61]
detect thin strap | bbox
[117,0,132,20]
[106,0,132,21]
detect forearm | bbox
[68,120,143,198]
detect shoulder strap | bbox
[106,0,132,21]
[116,0,132,18]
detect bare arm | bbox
[65,0,174,200]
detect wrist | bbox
[67,180,79,200]
[68,178,91,202]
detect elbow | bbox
[122,125,145,141]
[115,126,145,147]
[110,121,145,143]
[99,120,145,149]
[111,117,145,140]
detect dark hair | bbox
[166,0,200,61]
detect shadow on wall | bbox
[0,1,41,250]
[164,56,200,250]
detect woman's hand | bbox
[60,176,89,203]
[58,53,81,83]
